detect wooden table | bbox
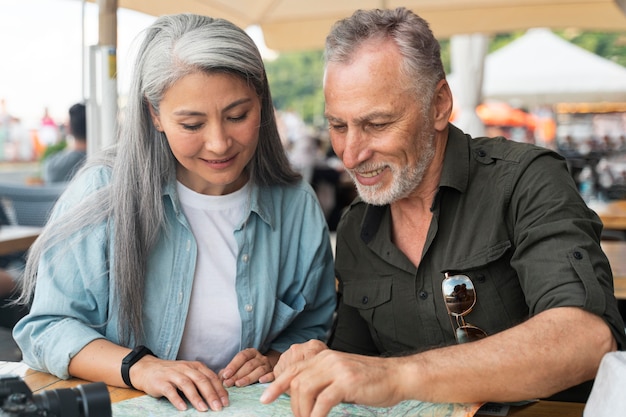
[0,361,585,417]
[0,361,142,404]
[591,199,626,230]
[0,225,41,256]
[601,241,626,300]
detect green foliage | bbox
[560,30,626,67]
[40,140,66,161]
[265,51,325,126]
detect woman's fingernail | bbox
[211,400,223,411]
[197,401,208,412]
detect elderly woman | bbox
[14,14,335,413]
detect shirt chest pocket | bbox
[442,240,529,336]
[342,278,399,347]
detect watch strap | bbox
[121,345,155,389]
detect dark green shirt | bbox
[331,125,626,358]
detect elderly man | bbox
[262,7,625,417]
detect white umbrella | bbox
[88,0,626,51]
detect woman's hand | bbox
[131,355,229,412]
[219,348,279,387]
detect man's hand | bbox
[260,349,405,417]
[272,340,329,379]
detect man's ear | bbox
[433,79,454,131]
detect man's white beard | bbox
[350,130,436,206]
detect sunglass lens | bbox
[456,325,488,343]
[442,275,476,315]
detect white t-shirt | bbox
[176,181,250,372]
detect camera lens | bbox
[33,382,112,417]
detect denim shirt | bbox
[14,166,337,379]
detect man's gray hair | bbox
[325,7,446,106]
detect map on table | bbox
[112,383,482,416]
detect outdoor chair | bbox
[0,182,67,227]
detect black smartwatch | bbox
[121,345,155,389]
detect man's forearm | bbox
[399,306,616,403]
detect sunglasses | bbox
[442,273,488,343]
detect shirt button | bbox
[245,304,253,312]
[362,296,369,304]
[177,292,183,304]
[419,291,428,300]
[478,149,487,157]
[476,274,486,283]
[573,251,583,260]
[165,344,171,356]
[242,254,249,263]
[186,240,191,251]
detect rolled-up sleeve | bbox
[509,152,626,348]
[13,170,113,378]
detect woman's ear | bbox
[148,103,163,131]
[433,79,454,131]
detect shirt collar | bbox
[439,123,471,194]
[163,178,275,230]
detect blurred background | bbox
[1,0,626,224]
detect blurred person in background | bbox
[42,102,87,183]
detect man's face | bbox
[324,39,436,206]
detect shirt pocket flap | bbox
[343,279,392,311]
[443,240,512,272]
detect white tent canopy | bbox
[467,28,626,107]
[84,0,626,51]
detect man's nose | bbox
[340,129,370,170]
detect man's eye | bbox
[329,124,346,133]
[369,123,387,130]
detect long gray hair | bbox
[324,7,446,107]
[19,14,299,344]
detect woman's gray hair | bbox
[19,14,298,344]
[324,7,445,107]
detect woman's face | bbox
[151,71,261,195]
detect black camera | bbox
[0,375,111,417]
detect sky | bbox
[0,0,272,129]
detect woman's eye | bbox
[182,124,202,131]
[228,113,248,122]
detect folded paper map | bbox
[112,383,482,417]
